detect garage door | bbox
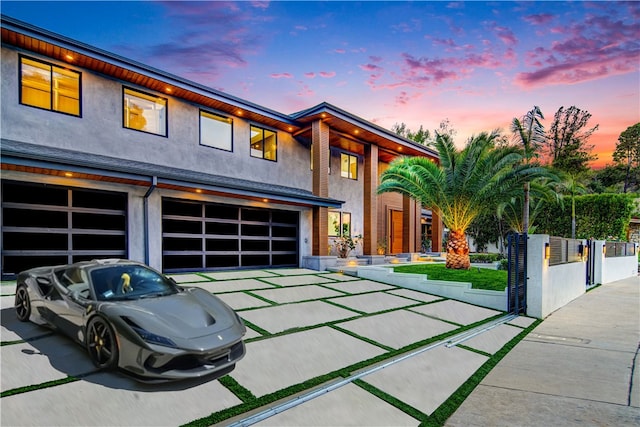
[1,181,127,278]
[162,198,299,272]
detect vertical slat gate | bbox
[507,233,527,314]
[585,238,595,287]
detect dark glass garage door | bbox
[1,180,127,278]
[162,198,299,272]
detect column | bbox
[363,144,378,255]
[312,120,329,256]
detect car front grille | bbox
[145,341,244,372]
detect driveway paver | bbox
[363,345,488,415]
[251,285,345,304]
[239,300,359,334]
[323,279,396,294]
[255,382,419,426]
[410,299,501,325]
[330,292,421,314]
[230,326,386,397]
[337,309,457,349]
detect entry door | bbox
[390,210,403,254]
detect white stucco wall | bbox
[527,235,587,319]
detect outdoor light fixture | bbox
[578,243,588,259]
[544,242,550,260]
[603,245,607,255]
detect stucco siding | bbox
[1,47,312,192]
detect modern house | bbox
[0,16,442,279]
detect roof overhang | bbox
[1,15,301,134]
[292,103,439,163]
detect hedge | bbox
[536,193,637,240]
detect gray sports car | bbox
[14,259,246,382]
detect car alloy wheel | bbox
[15,285,31,322]
[86,317,119,369]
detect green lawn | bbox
[393,263,508,291]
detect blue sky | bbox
[3,1,639,166]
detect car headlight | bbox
[123,317,177,348]
[131,326,177,348]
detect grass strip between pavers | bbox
[1,376,81,398]
[1,332,56,346]
[218,375,256,403]
[181,312,509,426]
[456,344,492,358]
[354,378,428,422]
[421,318,542,427]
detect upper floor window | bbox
[123,87,167,136]
[20,56,81,116]
[200,111,232,151]
[250,125,277,161]
[340,153,358,180]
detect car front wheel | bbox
[86,316,119,369]
[15,285,31,322]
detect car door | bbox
[44,267,91,342]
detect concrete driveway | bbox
[1,268,534,426]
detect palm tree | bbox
[378,131,556,269]
[511,106,546,234]
[497,181,561,233]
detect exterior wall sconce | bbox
[602,245,607,255]
[579,243,588,259]
[544,242,550,260]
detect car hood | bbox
[119,288,238,340]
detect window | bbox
[20,56,81,116]
[310,144,332,173]
[200,111,232,151]
[340,153,358,179]
[123,88,167,136]
[250,125,277,161]
[329,211,351,237]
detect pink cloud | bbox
[516,12,639,87]
[319,71,336,78]
[523,13,554,25]
[271,73,293,79]
[304,72,316,78]
[334,48,346,54]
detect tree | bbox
[511,106,546,234]
[552,173,588,239]
[378,131,557,269]
[546,106,598,174]
[497,180,561,234]
[391,122,430,145]
[613,123,640,192]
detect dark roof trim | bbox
[1,15,297,127]
[1,139,344,208]
[291,102,439,157]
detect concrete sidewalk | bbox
[446,275,640,427]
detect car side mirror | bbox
[69,290,80,301]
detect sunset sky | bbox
[3,1,639,168]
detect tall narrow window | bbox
[200,111,232,151]
[250,125,277,161]
[123,87,167,136]
[20,56,81,116]
[340,153,358,179]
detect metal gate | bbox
[585,238,596,287]
[507,233,527,314]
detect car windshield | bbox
[89,264,179,301]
